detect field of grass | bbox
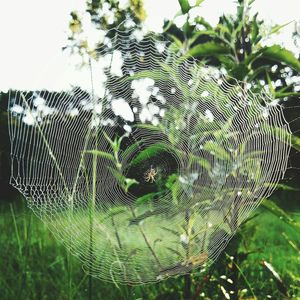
[0,198,299,299]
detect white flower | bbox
[156,42,165,54]
[118,0,129,9]
[23,112,36,125]
[131,78,155,105]
[94,103,102,114]
[11,105,23,114]
[220,285,230,300]
[227,278,233,284]
[123,124,132,133]
[201,91,209,97]
[156,275,163,281]
[204,109,214,122]
[111,98,134,122]
[33,97,45,107]
[69,108,79,117]
[180,233,189,245]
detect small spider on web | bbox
[144,165,157,183]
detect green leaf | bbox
[261,199,300,231]
[108,166,138,193]
[128,209,163,225]
[167,34,184,48]
[161,226,180,237]
[188,30,218,46]
[262,124,299,152]
[102,131,119,152]
[83,150,114,161]
[129,142,174,167]
[291,134,300,152]
[135,192,161,206]
[124,178,139,193]
[244,48,265,66]
[221,15,233,32]
[194,17,213,30]
[265,71,275,95]
[165,173,180,205]
[216,23,231,35]
[232,20,244,41]
[108,166,125,183]
[217,55,235,71]
[203,141,231,161]
[263,183,300,191]
[101,206,127,221]
[121,140,144,161]
[198,157,211,172]
[166,247,183,258]
[274,91,300,99]
[125,69,169,82]
[195,0,205,6]
[251,13,260,44]
[229,63,250,81]
[178,0,190,14]
[261,45,300,73]
[247,65,269,81]
[187,42,231,58]
[270,21,293,35]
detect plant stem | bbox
[129,206,162,269]
[225,252,256,299]
[10,203,22,257]
[88,135,97,300]
[68,252,73,300]
[184,273,192,300]
[111,215,122,249]
[184,209,192,300]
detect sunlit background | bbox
[0,0,299,91]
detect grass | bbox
[29,203,221,284]
[238,207,300,298]
[0,198,299,299]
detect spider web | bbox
[8,24,291,284]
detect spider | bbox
[144,165,157,183]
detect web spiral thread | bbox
[8,27,291,284]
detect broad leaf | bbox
[167,34,184,48]
[121,140,144,161]
[178,0,190,14]
[291,134,300,152]
[128,209,164,225]
[203,141,231,161]
[187,42,231,58]
[198,157,211,172]
[129,142,175,167]
[101,206,127,222]
[261,199,300,231]
[274,91,300,99]
[135,192,161,206]
[263,183,300,191]
[261,45,300,73]
[251,13,260,44]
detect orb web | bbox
[8,26,291,284]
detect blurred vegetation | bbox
[1,0,300,299]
